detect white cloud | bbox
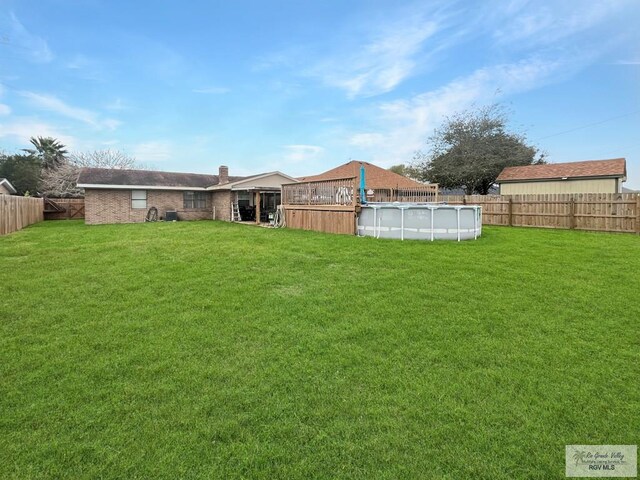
[348,133,386,148]
[66,54,91,70]
[0,104,10,115]
[346,56,568,166]
[2,12,54,63]
[105,98,130,111]
[257,4,456,98]
[308,16,441,98]
[283,145,324,163]
[192,86,230,94]
[131,141,172,162]
[20,91,120,130]
[0,118,76,147]
[65,53,105,81]
[491,0,633,46]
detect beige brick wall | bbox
[211,191,233,221]
[85,189,214,225]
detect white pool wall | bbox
[357,203,482,241]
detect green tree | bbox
[0,153,42,195]
[414,104,544,194]
[23,136,68,170]
[388,164,422,181]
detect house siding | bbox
[0,184,12,195]
[499,178,619,195]
[84,189,213,225]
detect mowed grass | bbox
[1,221,638,479]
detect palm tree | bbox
[23,136,68,170]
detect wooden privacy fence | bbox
[44,198,85,220]
[282,177,359,235]
[0,196,44,235]
[282,183,639,236]
[441,193,640,234]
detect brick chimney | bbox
[219,165,229,184]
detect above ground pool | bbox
[357,203,482,241]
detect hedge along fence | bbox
[0,196,44,235]
[440,193,640,234]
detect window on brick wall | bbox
[184,191,207,209]
[131,190,147,209]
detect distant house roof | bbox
[77,168,245,190]
[496,158,626,183]
[0,177,17,194]
[298,160,427,189]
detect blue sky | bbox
[1,0,639,187]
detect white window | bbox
[131,190,147,209]
[183,191,207,209]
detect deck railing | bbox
[367,185,438,203]
[282,177,358,206]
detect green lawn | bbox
[1,221,638,479]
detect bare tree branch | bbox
[41,149,141,197]
[68,150,138,169]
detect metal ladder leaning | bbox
[231,203,241,222]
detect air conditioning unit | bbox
[165,210,178,221]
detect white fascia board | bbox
[77,183,207,191]
[206,171,299,191]
[0,179,17,193]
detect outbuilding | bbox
[496,158,627,194]
[0,178,17,195]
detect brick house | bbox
[77,166,298,225]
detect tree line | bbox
[0,137,140,197]
[389,104,545,194]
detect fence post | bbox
[508,197,513,227]
[569,198,575,229]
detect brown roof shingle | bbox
[497,158,626,182]
[77,168,245,188]
[298,160,426,189]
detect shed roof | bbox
[496,158,626,183]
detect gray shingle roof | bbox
[77,168,245,188]
[497,158,626,182]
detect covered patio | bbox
[206,171,297,224]
[234,189,281,223]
